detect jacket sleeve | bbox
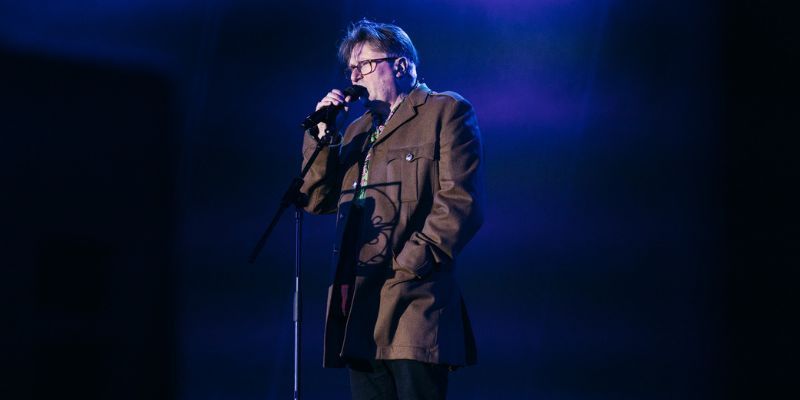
[299,131,341,215]
[394,98,484,277]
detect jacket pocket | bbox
[383,268,418,289]
[385,144,437,203]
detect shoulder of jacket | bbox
[344,113,370,132]
[427,90,472,108]
[351,112,371,124]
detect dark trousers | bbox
[348,359,449,400]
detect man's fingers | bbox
[315,90,348,111]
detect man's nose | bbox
[350,70,362,83]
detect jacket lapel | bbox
[372,83,430,147]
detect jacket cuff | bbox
[305,126,321,142]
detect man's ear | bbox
[394,57,408,76]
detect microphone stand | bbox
[249,124,338,400]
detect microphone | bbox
[301,85,368,130]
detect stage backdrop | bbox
[6,1,792,399]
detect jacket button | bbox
[405,153,414,161]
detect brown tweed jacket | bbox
[300,83,483,368]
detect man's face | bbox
[348,42,398,108]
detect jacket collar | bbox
[370,83,430,147]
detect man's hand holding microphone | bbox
[301,85,367,141]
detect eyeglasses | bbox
[344,57,398,79]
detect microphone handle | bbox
[302,103,344,130]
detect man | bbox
[300,19,483,400]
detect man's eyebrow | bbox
[348,59,366,67]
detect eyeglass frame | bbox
[344,57,399,79]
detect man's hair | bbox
[338,19,419,67]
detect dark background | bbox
[3,1,795,399]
